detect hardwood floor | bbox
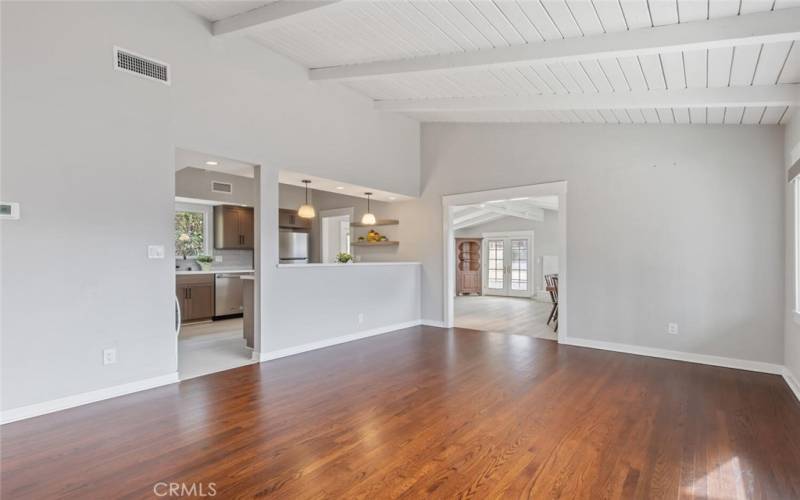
[455,295,557,340]
[3,326,800,499]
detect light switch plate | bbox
[215,255,223,262]
[147,245,165,259]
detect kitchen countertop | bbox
[275,262,421,269]
[175,269,254,275]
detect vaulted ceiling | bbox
[182,0,800,125]
[453,196,558,229]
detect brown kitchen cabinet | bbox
[279,208,312,230]
[177,274,214,323]
[214,205,254,249]
[456,238,482,295]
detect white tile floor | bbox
[178,318,256,380]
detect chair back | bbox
[544,274,559,302]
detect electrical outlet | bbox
[214,255,223,262]
[103,348,117,365]
[357,313,364,324]
[667,323,679,335]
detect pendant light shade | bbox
[297,179,315,219]
[361,192,376,225]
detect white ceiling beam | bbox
[453,212,504,230]
[518,198,559,211]
[375,85,800,112]
[310,9,800,81]
[480,205,545,222]
[453,208,496,227]
[213,1,341,37]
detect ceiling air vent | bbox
[114,47,170,85]
[212,181,233,194]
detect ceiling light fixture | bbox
[361,192,376,225]
[205,160,219,166]
[510,197,529,201]
[336,186,344,190]
[297,180,316,219]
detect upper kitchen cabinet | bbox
[214,205,254,249]
[278,208,311,230]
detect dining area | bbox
[545,274,559,334]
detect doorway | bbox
[174,148,260,380]
[444,182,566,341]
[320,207,353,263]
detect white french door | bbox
[484,234,532,297]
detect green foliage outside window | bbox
[175,211,205,258]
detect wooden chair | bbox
[545,274,559,332]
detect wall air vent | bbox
[212,181,233,194]
[113,47,170,85]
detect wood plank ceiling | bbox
[182,0,800,125]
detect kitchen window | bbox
[175,203,211,258]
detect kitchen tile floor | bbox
[179,318,256,380]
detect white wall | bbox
[264,264,421,353]
[0,1,419,413]
[784,111,800,382]
[455,211,559,293]
[412,123,786,365]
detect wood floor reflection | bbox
[2,326,799,498]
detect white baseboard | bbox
[560,336,783,375]
[783,367,800,402]
[0,372,179,425]
[258,320,423,362]
[421,319,447,328]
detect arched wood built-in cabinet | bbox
[456,238,482,295]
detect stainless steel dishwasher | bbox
[215,272,250,317]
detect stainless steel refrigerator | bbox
[279,230,309,264]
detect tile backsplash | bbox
[175,249,254,271]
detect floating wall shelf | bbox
[351,240,399,247]
[350,219,399,228]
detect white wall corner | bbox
[784,366,800,403]
[560,337,784,375]
[0,372,180,425]
[421,319,447,328]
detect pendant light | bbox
[297,180,316,219]
[361,192,376,225]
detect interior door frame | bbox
[173,149,262,378]
[481,231,534,297]
[319,207,354,263]
[442,181,567,342]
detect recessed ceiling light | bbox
[336,186,344,190]
[479,203,486,208]
[510,197,529,201]
[205,161,218,166]
[389,196,396,200]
